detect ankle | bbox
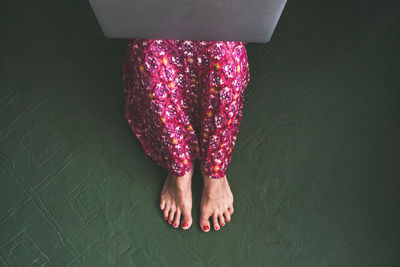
[169,171,192,188]
[202,173,226,190]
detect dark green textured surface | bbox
[1,0,399,266]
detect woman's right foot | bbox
[160,167,193,230]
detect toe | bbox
[168,208,176,225]
[181,209,193,230]
[172,210,181,228]
[218,214,226,227]
[200,213,211,232]
[163,204,171,221]
[228,205,234,215]
[160,199,166,210]
[212,214,220,231]
[223,211,231,223]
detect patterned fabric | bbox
[122,39,250,178]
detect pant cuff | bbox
[168,160,194,177]
[201,166,226,179]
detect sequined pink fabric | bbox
[122,39,250,178]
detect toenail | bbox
[221,223,225,226]
[226,219,230,222]
[173,223,177,227]
[182,222,188,228]
[164,216,168,220]
[203,225,209,231]
[215,226,219,230]
[168,220,172,224]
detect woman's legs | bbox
[198,41,250,179]
[197,41,250,231]
[122,39,199,178]
[122,39,198,229]
[122,39,250,231]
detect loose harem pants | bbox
[122,39,250,179]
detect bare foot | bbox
[160,167,193,230]
[200,171,234,232]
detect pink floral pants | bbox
[122,39,250,178]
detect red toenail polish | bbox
[183,222,188,228]
[226,219,230,222]
[203,225,209,231]
[164,216,168,220]
[173,223,177,227]
[221,223,225,226]
[168,220,172,224]
[215,227,219,230]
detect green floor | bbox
[1,0,399,266]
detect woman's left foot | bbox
[199,171,234,232]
